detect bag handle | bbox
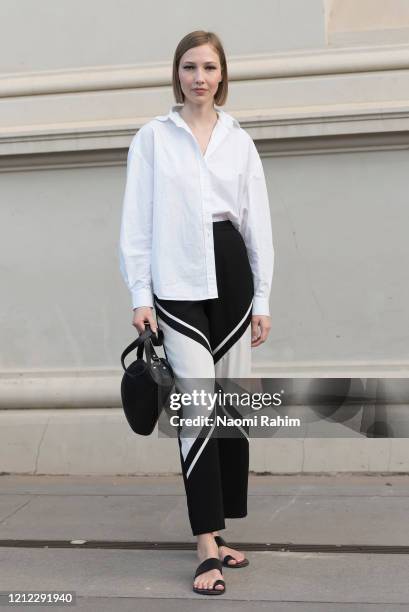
[120,324,164,372]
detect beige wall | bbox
[2,0,409,473]
[0,0,325,73]
[326,0,409,44]
[328,0,409,31]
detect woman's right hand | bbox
[132,306,158,335]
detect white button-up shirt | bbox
[119,104,274,315]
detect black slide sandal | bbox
[192,557,226,595]
[214,535,250,568]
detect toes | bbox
[224,548,245,565]
[194,571,224,591]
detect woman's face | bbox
[178,43,222,106]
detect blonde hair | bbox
[172,30,228,106]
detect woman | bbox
[119,30,274,596]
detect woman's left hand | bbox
[251,315,271,347]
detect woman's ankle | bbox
[196,532,218,554]
[197,532,216,543]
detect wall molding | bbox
[1,124,409,172]
[1,43,409,158]
[2,43,409,99]
[0,363,408,409]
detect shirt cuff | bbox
[131,287,154,310]
[252,297,270,316]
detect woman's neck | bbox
[178,103,218,128]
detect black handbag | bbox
[120,323,175,436]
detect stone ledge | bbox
[0,408,407,474]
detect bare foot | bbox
[193,534,225,592]
[212,531,246,566]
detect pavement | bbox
[1,473,409,611]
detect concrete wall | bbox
[1,0,409,473]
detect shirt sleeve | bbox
[238,137,274,316]
[118,127,154,310]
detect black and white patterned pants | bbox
[154,220,254,536]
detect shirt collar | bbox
[155,104,240,131]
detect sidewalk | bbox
[1,473,409,610]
